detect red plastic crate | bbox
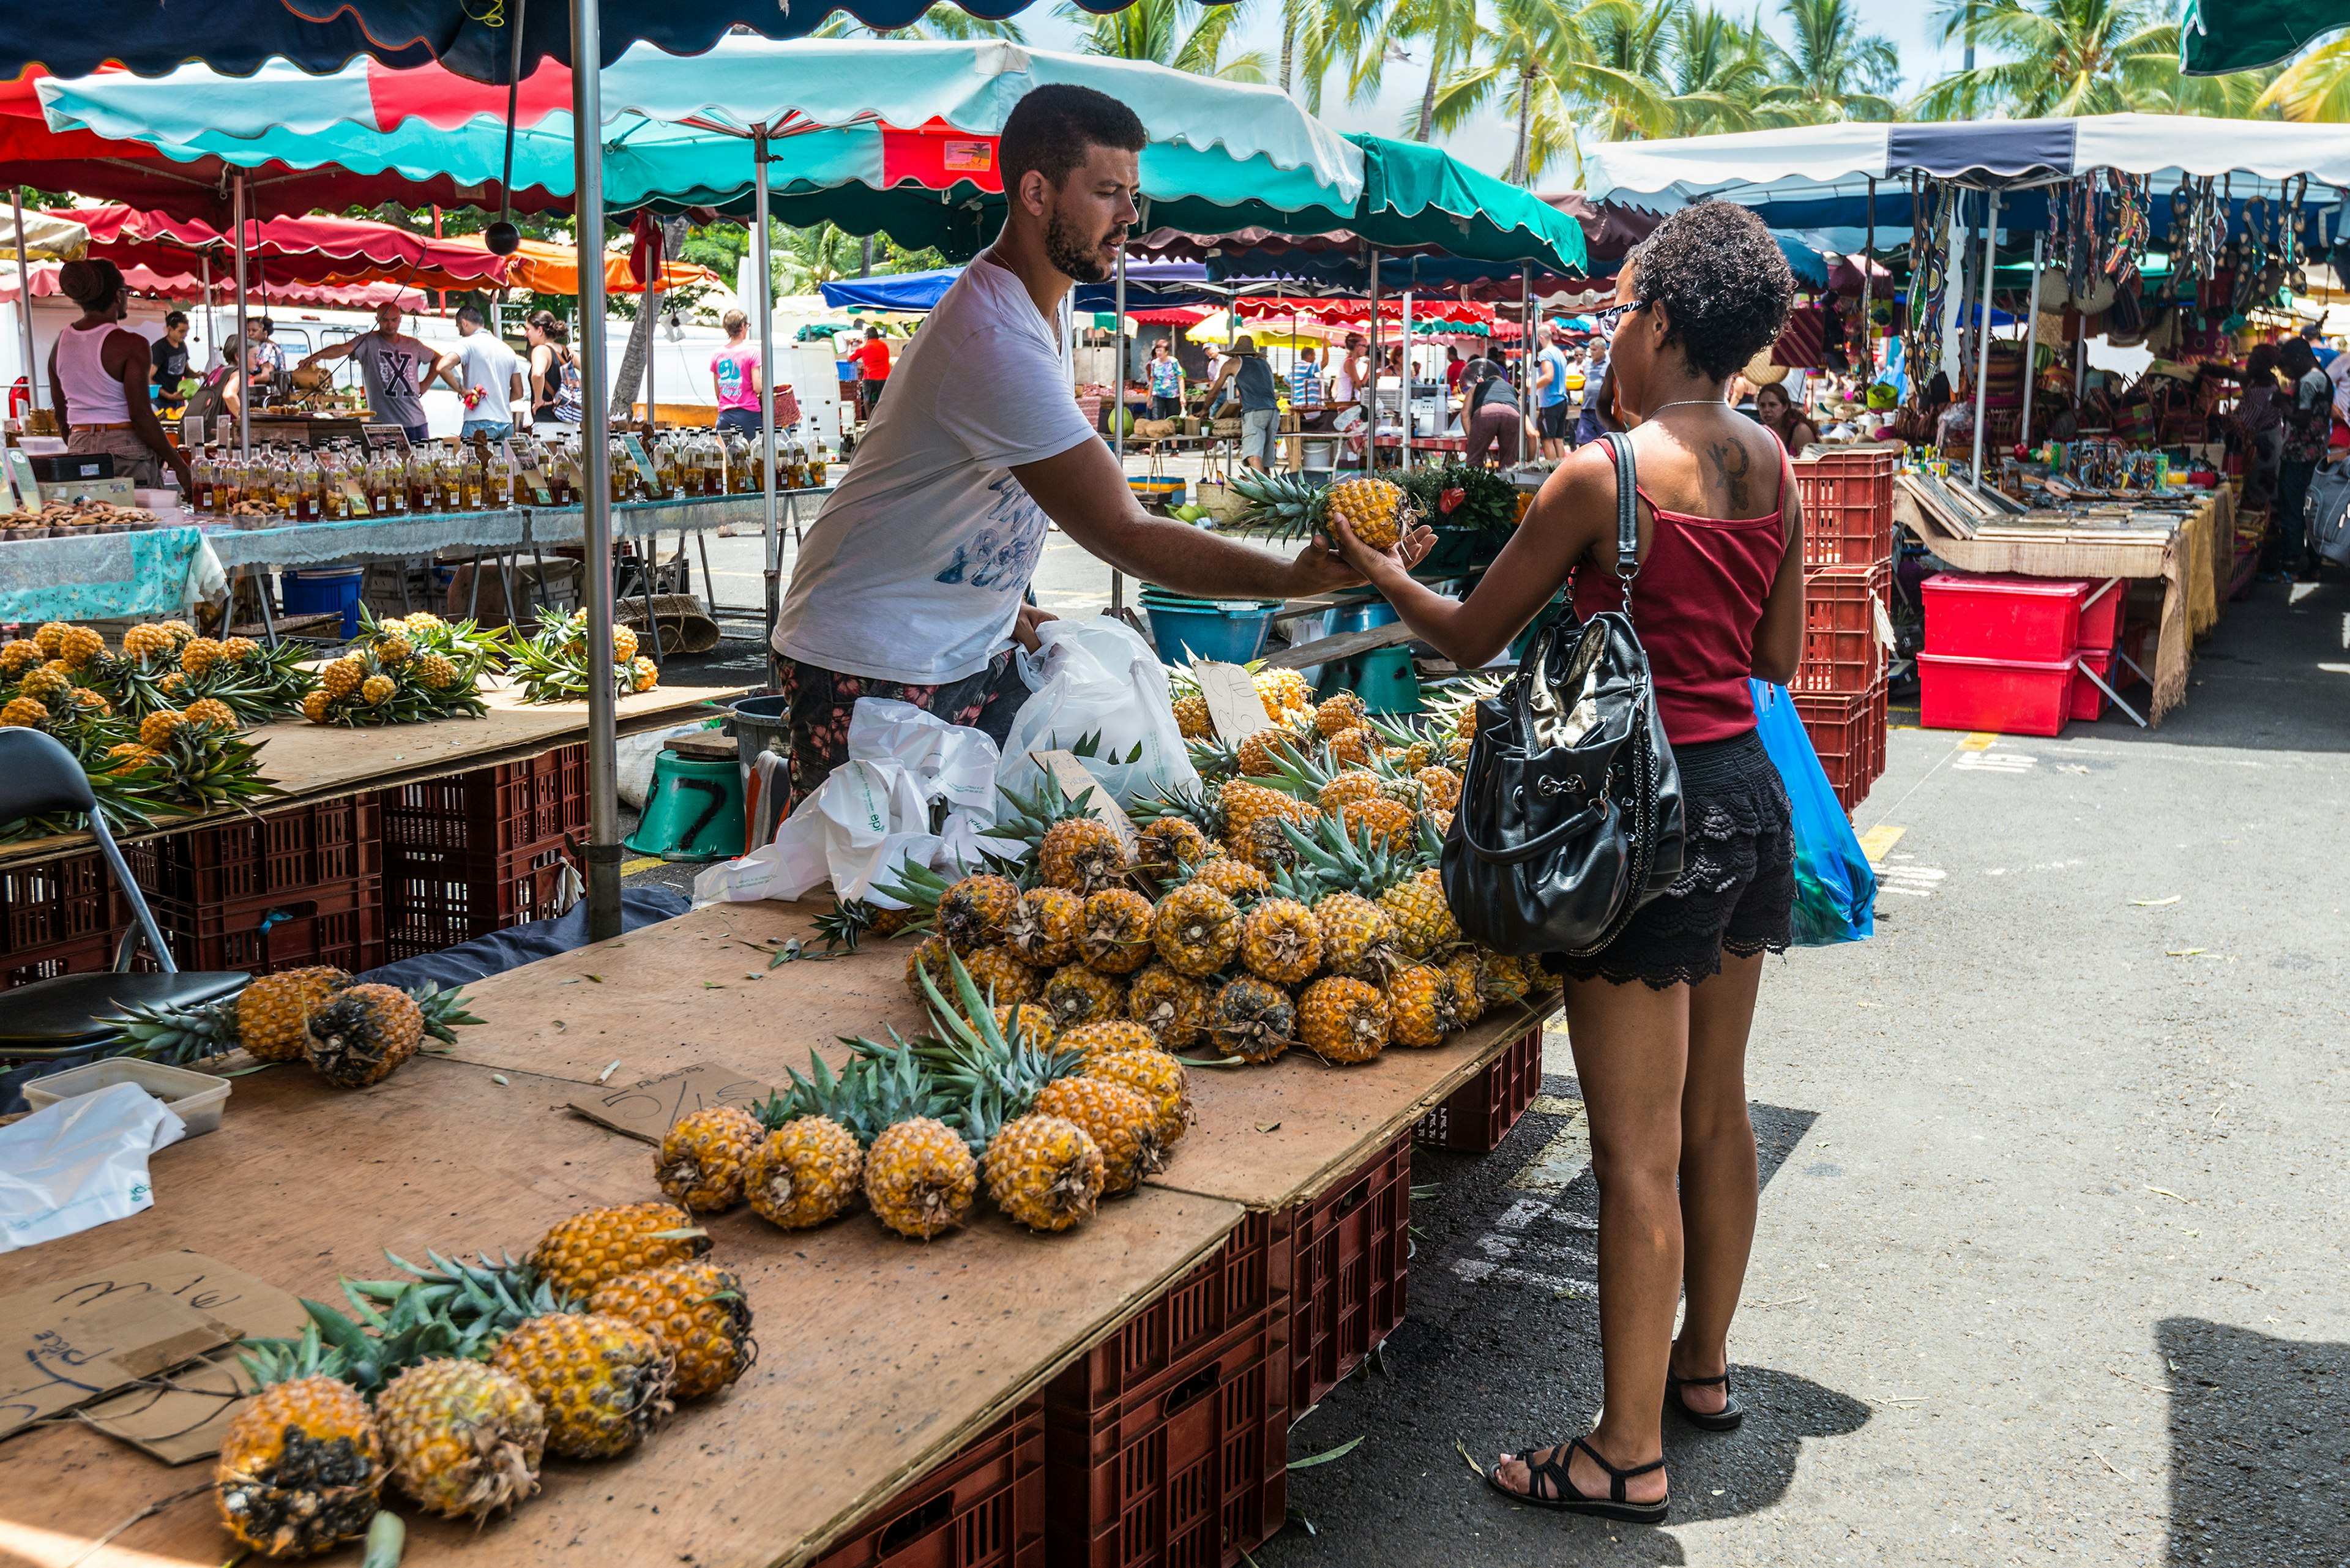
[2,928,123,991]
[1793,683,1886,813]
[1040,1313,1287,1568]
[1920,572,2091,660]
[1791,563,1889,696]
[382,842,576,960]
[125,796,381,909]
[813,1406,1043,1568]
[1917,651,2076,738]
[2076,578,2127,653]
[1414,1029,1543,1153]
[2,849,121,958]
[144,879,386,975]
[1790,449,1897,568]
[1283,1133,1410,1411]
[379,745,588,861]
[1048,1212,1283,1414]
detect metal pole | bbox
[234,174,250,458]
[201,250,214,379]
[753,129,781,648]
[1519,266,1532,442]
[572,0,621,942]
[1969,190,1999,490]
[1400,287,1412,471]
[9,190,35,414]
[2020,228,2043,454]
[1858,176,1876,384]
[1111,236,1126,610]
[1365,246,1380,471]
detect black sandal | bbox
[1665,1367,1745,1432]
[1485,1436,1669,1524]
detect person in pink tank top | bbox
[709,308,764,436]
[47,259,192,493]
[1330,201,1806,1526]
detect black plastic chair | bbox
[0,728,245,1087]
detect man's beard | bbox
[1045,211,1116,284]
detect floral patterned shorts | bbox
[773,651,1026,810]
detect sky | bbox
[1020,0,1970,187]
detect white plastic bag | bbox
[999,618,1198,806]
[0,1081,186,1252]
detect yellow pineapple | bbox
[360,673,395,704]
[1004,886,1084,968]
[488,1311,675,1460]
[1173,692,1214,739]
[1239,896,1322,984]
[19,662,72,703]
[159,670,188,696]
[905,932,958,1004]
[375,1358,545,1520]
[1085,1048,1193,1147]
[103,742,155,771]
[320,657,365,700]
[32,621,71,658]
[1136,816,1209,878]
[1329,727,1377,766]
[588,1260,755,1399]
[1417,766,1462,812]
[1043,963,1127,1030]
[1153,883,1240,976]
[993,1001,1061,1049]
[304,982,423,1087]
[1032,1075,1164,1193]
[981,1111,1105,1232]
[1,695,47,728]
[1054,1019,1162,1062]
[528,1201,709,1301]
[66,685,110,716]
[236,966,351,1061]
[1210,976,1296,1063]
[1316,691,1368,737]
[1128,963,1212,1048]
[300,690,333,724]
[746,1116,864,1230]
[1342,796,1417,851]
[59,624,106,665]
[416,652,460,690]
[120,623,174,661]
[1039,815,1130,895]
[864,1116,978,1239]
[1259,666,1314,712]
[138,709,186,749]
[1078,887,1157,974]
[184,696,237,730]
[374,630,414,665]
[403,611,445,633]
[1380,868,1462,959]
[1188,855,1268,900]
[629,655,660,693]
[1314,891,1398,980]
[936,872,1021,952]
[222,635,261,661]
[612,624,640,663]
[1477,949,1539,1006]
[1236,727,1292,778]
[655,1104,761,1212]
[1324,474,1409,549]
[1299,976,1390,1064]
[215,1333,383,1558]
[0,638,42,676]
[1386,963,1463,1047]
[1443,953,1489,1025]
[961,943,1042,1007]
[180,635,226,675]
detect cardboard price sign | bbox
[619,434,663,491]
[1192,660,1270,741]
[567,1062,777,1145]
[1032,749,1137,848]
[512,437,555,504]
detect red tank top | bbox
[1571,435,1790,745]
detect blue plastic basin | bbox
[282,567,365,638]
[1140,589,1283,665]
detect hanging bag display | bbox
[1444,434,1684,957]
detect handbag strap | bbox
[1603,433,1641,622]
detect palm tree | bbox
[1663,7,1776,133]
[1912,0,2201,119]
[1390,0,1483,141]
[1061,0,1270,83]
[1758,0,1900,122]
[1581,0,1684,140]
[1428,0,1668,185]
[815,4,1024,40]
[2254,34,2350,118]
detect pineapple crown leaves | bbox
[1128,779,1223,837]
[236,1320,352,1395]
[100,996,239,1066]
[408,982,483,1043]
[911,954,1084,1108]
[1279,811,1419,900]
[351,1248,580,1362]
[991,769,1103,847]
[1059,730,1144,766]
[870,857,953,918]
[832,1030,959,1144]
[812,897,879,954]
[754,1050,859,1131]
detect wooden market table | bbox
[0,682,746,872]
[1,897,1557,1567]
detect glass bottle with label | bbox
[808,436,828,489]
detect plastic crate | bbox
[2,928,122,991]
[1040,1313,1287,1568]
[812,1406,1044,1568]
[144,879,386,975]
[1283,1133,1410,1411]
[1,849,121,958]
[126,796,381,909]
[1791,562,1890,696]
[379,745,588,862]
[1414,1029,1543,1153]
[1917,651,2076,738]
[2076,578,2127,654]
[1046,1212,1283,1414]
[1920,572,2090,661]
[382,842,576,960]
[1792,683,1886,813]
[1790,449,1898,567]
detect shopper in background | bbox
[150,311,193,416]
[2231,343,2284,514]
[1328,201,1804,1526]
[712,308,764,436]
[1146,337,1184,419]
[1206,335,1281,474]
[47,259,193,492]
[1534,322,1573,460]
[2273,336,2330,577]
[296,302,458,444]
[1444,343,1466,395]
[1752,382,1819,454]
[856,326,892,417]
[1458,356,1523,468]
[1330,331,1366,414]
[452,305,526,442]
[1290,346,1322,408]
[524,310,583,429]
[244,316,286,398]
[1573,362,1622,448]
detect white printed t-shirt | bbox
[773,256,1098,684]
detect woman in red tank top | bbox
[1330,202,1805,1525]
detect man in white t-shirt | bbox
[772,85,1431,804]
[453,305,527,441]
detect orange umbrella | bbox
[440,235,718,296]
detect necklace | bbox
[1646,398,1729,415]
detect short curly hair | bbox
[1622,201,1792,383]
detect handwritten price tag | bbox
[1193,660,1270,741]
[567,1062,777,1144]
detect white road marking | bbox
[1876,861,1946,898]
[1453,1099,1597,1295]
[1952,750,2038,774]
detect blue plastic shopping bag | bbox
[1749,681,1876,946]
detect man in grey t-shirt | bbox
[297,302,460,441]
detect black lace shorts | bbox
[1543,728,1794,990]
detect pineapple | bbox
[1299,977,1390,1064]
[66,685,110,716]
[244,967,354,1061]
[1043,963,1127,1030]
[1031,1074,1165,1193]
[1324,474,1412,549]
[972,1094,1105,1233]
[611,624,640,663]
[375,1358,545,1520]
[403,611,445,633]
[1,695,47,728]
[588,1260,755,1399]
[1316,691,1368,737]
[1078,887,1157,974]
[58,623,106,667]
[184,696,238,730]
[18,662,72,704]
[1386,963,1463,1047]
[1259,666,1314,712]
[221,635,261,662]
[0,638,42,676]
[1236,727,1295,778]
[1127,963,1212,1049]
[1173,692,1214,739]
[529,1201,709,1301]
[300,690,332,724]
[32,621,71,658]
[1240,896,1323,984]
[319,657,365,700]
[745,1115,864,1230]
[416,652,460,690]
[488,1311,674,1460]
[160,670,188,695]
[1187,856,1268,901]
[1210,976,1297,1063]
[1039,815,1129,893]
[1381,868,1462,960]
[1228,469,1412,550]
[1152,883,1240,976]
[374,630,414,665]
[181,636,227,676]
[865,1116,979,1239]
[1478,949,1540,1006]
[1312,892,1400,980]
[304,983,423,1087]
[1085,1048,1193,1147]
[1004,886,1084,967]
[994,1002,1061,1049]
[655,1104,762,1212]
[961,943,1042,1007]
[905,933,957,1004]
[360,673,396,705]
[1444,953,1490,1025]
[1135,816,1209,878]
[1055,1019,1162,1062]
[104,742,155,771]
[936,872,1021,952]
[215,1327,384,1558]
[1329,727,1378,767]
[138,709,186,749]
[1342,795,1417,851]
[1416,766,1463,812]
[630,656,660,693]
[813,896,892,954]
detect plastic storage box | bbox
[1920,573,2091,661]
[1917,650,2079,737]
[22,1058,231,1136]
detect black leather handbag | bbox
[1441,433,1685,957]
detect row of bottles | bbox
[185,428,831,520]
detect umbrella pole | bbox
[10,189,34,413]
[1969,190,1999,491]
[1859,176,1876,384]
[1400,288,1412,471]
[1111,234,1125,613]
[755,130,780,644]
[1519,266,1531,447]
[201,250,214,383]
[2020,228,2043,455]
[572,0,622,943]
[234,175,250,459]
[1365,246,1379,472]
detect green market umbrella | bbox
[2180,0,2350,75]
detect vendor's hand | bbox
[1013,602,1059,652]
[1325,517,1435,587]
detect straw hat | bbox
[1742,346,1789,387]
